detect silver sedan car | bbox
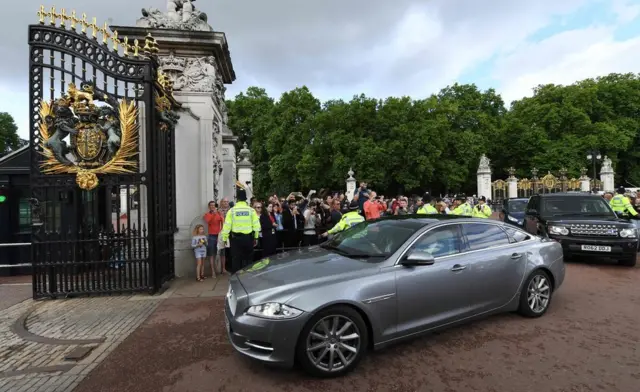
[224,215,565,377]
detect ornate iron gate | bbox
[29,7,179,298]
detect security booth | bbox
[0,146,31,276]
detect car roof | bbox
[506,198,529,202]
[369,214,490,229]
[535,192,600,198]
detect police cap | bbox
[236,188,247,201]
[616,186,626,194]
[348,200,359,211]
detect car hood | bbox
[235,246,378,299]
[545,215,633,226]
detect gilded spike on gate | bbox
[133,39,140,57]
[122,36,129,56]
[70,10,78,30]
[38,5,46,24]
[101,22,109,44]
[90,17,98,38]
[81,13,88,33]
[60,8,66,27]
[49,6,57,25]
[112,31,120,52]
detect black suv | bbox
[523,193,638,266]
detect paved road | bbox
[74,260,640,392]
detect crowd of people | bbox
[189,182,496,280]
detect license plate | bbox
[581,245,611,252]
[227,286,237,316]
[224,314,230,333]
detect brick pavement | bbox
[0,296,161,392]
[0,275,229,392]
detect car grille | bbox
[569,224,619,237]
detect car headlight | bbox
[246,303,303,319]
[507,215,518,222]
[619,228,637,238]
[549,225,569,236]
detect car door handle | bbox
[511,253,522,259]
[450,264,466,272]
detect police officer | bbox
[321,201,365,237]
[451,195,473,216]
[471,196,492,218]
[610,186,638,218]
[416,193,438,214]
[221,188,261,273]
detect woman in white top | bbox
[303,201,318,246]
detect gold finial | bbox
[70,10,78,30]
[60,8,66,27]
[122,36,129,56]
[38,5,46,24]
[112,31,120,52]
[143,34,153,54]
[90,17,98,38]
[133,39,140,57]
[101,22,109,44]
[49,6,57,25]
[81,13,88,33]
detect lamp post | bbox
[586,150,602,192]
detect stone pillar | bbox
[476,154,492,199]
[114,5,236,278]
[346,168,356,201]
[579,167,590,192]
[600,156,615,192]
[236,143,254,200]
[507,167,518,198]
[221,134,238,201]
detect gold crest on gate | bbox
[72,123,107,163]
[37,81,139,190]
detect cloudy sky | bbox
[1,0,639,139]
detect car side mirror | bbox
[401,250,435,266]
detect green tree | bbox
[0,112,20,156]
[226,87,275,197]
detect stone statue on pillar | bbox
[138,0,212,31]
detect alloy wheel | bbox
[527,274,551,313]
[306,315,361,372]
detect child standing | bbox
[192,224,207,282]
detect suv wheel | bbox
[518,270,553,318]
[296,306,368,378]
[619,254,637,267]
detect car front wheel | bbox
[518,270,553,318]
[296,305,368,378]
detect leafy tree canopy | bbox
[227,73,640,197]
[0,112,20,157]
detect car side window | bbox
[504,227,531,243]
[462,223,511,251]
[526,197,538,213]
[411,225,461,258]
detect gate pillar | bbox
[113,5,236,278]
[600,156,615,192]
[477,155,492,199]
[507,167,518,198]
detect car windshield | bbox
[322,220,417,258]
[508,200,527,213]
[541,197,614,217]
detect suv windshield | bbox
[508,200,527,213]
[541,197,614,217]
[321,219,417,258]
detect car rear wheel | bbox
[518,270,553,318]
[296,306,368,378]
[619,254,637,267]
